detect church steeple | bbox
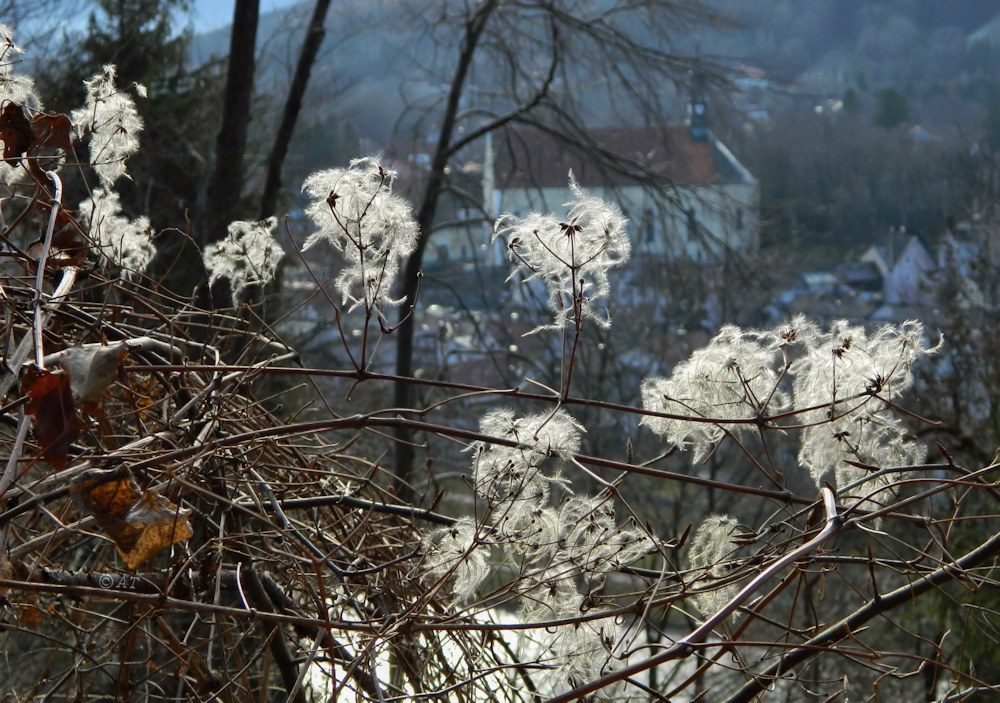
[689,72,708,143]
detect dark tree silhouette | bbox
[258,0,333,220]
[205,0,259,244]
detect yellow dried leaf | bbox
[19,604,43,628]
[71,469,139,517]
[71,469,192,568]
[0,554,11,598]
[116,490,193,569]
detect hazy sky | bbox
[191,0,301,31]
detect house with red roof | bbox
[385,98,759,270]
[482,122,759,264]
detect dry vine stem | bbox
[1,25,999,702]
[546,487,842,702]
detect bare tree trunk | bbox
[206,0,259,244]
[258,0,332,220]
[391,0,499,499]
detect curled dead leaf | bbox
[71,468,192,569]
[0,556,42,627]
[45,341,129,408]
[29,112,73,154]
[22,364,83,468]
[0,554,11,598]
[70,468,139,517]
[27,207,90,271]
[117,490,194,569]
[0,102,74,179]
[0,101,32,161]
[19,603,43,627]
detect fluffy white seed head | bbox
[687,514,742,618]
[0,23,41,185]
[203,218,284,304]
[0,23,38,109]
[790,319,934,486]
[421,518,488,604]
[640,323,793,462]
[494,175,629,332]
[71,65,143,189]
[426,406,655,689]
[556,495,654,576]
[547,616,612,689]
[473,410,581,529]
[790,320,932,409]
[301,157,418,313]
[642,318,934,491]
[800,409,926,492]
[78,189,154,275]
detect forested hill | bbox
[191,0,1000,141]
[708,0,998,77]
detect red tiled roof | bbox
[494,125,718,189]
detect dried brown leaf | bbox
[71,469,192,569]
[71,468,139,518]
[26,207,90,270]
[19,603,43,627]
[0,101,32,161]
[116,490,193,569]
[0,104,73,181]
[0,553,11,598]
[0,557,42,627]
[29,112,72,154]
[48,341,129,408]
[22,365,83,468]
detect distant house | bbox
[798,271,839,295]
[938,220,1000,276]
[395,102,760,268]
[486,122,759,265]
[835,261,882,295]
[381,140,494,266]
[967,12,1000,50]
[733,65,772,124]
[860,227,935,309]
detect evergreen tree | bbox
[873,87,911,129]
[37,1,220,255]
[51,0,190,107]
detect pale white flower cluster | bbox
[421,518,488,606]
[424,408,653,687]
[203,218,284,304]
[517,488,651,688]
[78,189,155,275]
[71,65,144,190]
[494,176,629,332]
[302,157,418,314]
[0,23,40,185]
[642,318,936,498]
[470,409,579,537]
[791,320,933,507]
[542,607,617,691]
[791,319,926,410]
[640,323,793,462]
[686,514,742,618]
[0,24,37,109]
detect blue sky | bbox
[191,0,302,32]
